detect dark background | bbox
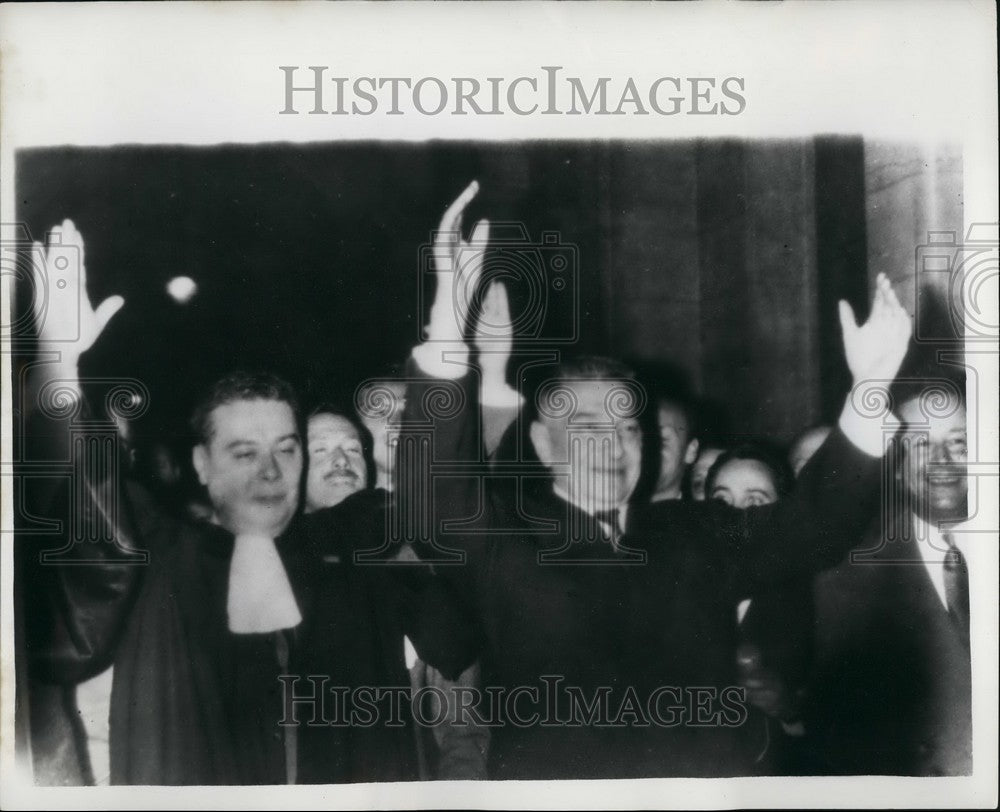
[15,138,959,448]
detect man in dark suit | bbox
[399,181,914,779]
[805,381,973,775]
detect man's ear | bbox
[192,444,210,486]
[530,420,553,467]
[684,438,700,466]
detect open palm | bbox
[31,219,124,357]
[839,273,912,386]
[428,181,490,341]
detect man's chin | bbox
[228,502,296,536]
[928,491,969,522]
[322,484,362,507]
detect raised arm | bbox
[19,221,144,684]
[710,274,914,593]
[397,182,495,676]
[401,181,492,549]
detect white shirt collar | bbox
[912,513,974,610]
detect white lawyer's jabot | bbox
[227,534,302,634]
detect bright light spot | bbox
[166,276,197,303]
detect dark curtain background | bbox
[14,138,962,446]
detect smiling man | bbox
[28,370,309,784]
[898,392,969,523]
[807,382,973,775]
[192,375,303,535]
[399,181,914,779]
[530,360,644,519]
[304,407,369,512]
[22,223,420,786]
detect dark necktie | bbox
[942,532,970,641]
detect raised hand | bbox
[427,180,490,343]
[838,273,912,387]
[32,219,124,358]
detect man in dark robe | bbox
[20,221,419,785]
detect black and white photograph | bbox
[1,2,996,809]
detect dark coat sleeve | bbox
[697,427,884,599]
[22,405,152,686]
[395,360,490,679]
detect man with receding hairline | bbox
[399,181,914,779]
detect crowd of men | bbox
[17,180,972,785]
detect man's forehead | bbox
[209,398,297,439]
[898,397,967,434]
[720,457,772,478]
[555,378,642,419]
[658,402,690,430]
[308,413,361,440]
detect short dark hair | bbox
[705,442,794,500]
[528,355,641,422]
[626,360,703,441]
[654,393,698,439]
[554,355,635,381]
[190,371,300,445]
[893,379,967,429]
[308,401,352,422]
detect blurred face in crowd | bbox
[898,394,968,522]
[690,446,724,501]
[305,412,368,512]
[149,442,182,488]
[789,425,831,477]
[192,398,302,537]
[358,380,407,490]
[710,458,780,510]
[653,401,699,500]
[531,378,643,513]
